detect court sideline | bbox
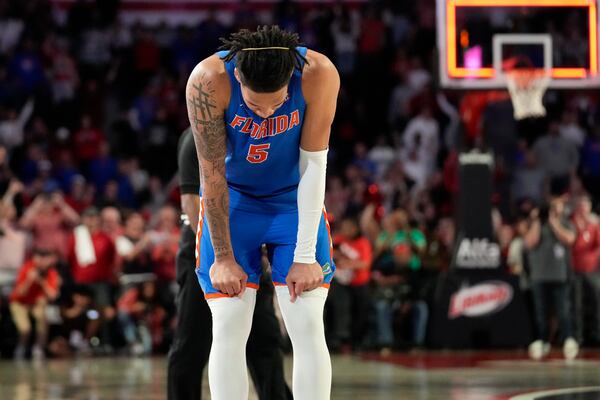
[2,351,600,400]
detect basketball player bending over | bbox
[185,26,339,400]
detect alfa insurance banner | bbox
[452,152,501,270]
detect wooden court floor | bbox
[2,351,600,400]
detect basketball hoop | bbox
[505,69,551,120]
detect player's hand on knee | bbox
[210,258,248,297]
[286,262,324,303]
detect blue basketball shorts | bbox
[195,202,336,299]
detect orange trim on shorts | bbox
[272,281,330,289]
[205,293,230,299]
[204,283,260,299]
[195,199,204,270]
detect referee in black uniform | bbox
[167,128,292,400]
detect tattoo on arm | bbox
[189,82,217,120]
[187,73,232,259]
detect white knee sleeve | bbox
[207,289,256,400]
[275,286,331,400]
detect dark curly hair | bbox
[219,25,308,93]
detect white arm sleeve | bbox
[294,148,328,264]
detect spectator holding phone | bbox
[524,196,578,360]
[20,191,80,259]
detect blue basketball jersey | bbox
[216,47,307,213]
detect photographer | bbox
[524,195,578,360]
[10,248,61,360]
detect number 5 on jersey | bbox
[247,144,270,164]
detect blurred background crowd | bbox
[0,0,599,360]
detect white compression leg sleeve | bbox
[275,286,331,400]
[207,289,256,400]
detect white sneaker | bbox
[542,342,551,357]
[32,345,45,361]
[563,337,579,360]
[131,343,145,357]
[528,340,549,360]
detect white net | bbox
[505,70,551,120]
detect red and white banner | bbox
[448,281,513,319]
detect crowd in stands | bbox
[0,0,599,360]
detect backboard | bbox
[437,0,600,89]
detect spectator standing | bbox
[148,205,179,284]
[507,214,532,292]
[0,98,34,150]
[328,216,373,351]
[352,142,377,180]
[558,110,586,148]
[101,206,123,242]
[330,9,359,77]
[68,207,116,301]
[571,195,600,344]
[0,180,27,284]
[371,210,427,350]
[78,22,112,80]
[532,120,579,180]
[64,175,93,213]
[391,211,428,347]
[73,115,106,167]
[8,38,46,95]
[400,106,439,188]
[370,212,403,351]
[524,196,578,360]
[132,27,161,89]
[10,249,60,360]
[0,12,24,55]
[511,151,546,205]
[325,176,349,221]
[115,212,152,275]
[389,210,427,272]
[580,124,600,201]
[0,145,11,193]
[67,207,117,348]
[368,135,396,181]
[422,217,455,272]
[20,191,80,259]
[48,38,79,105]
[88,143,118,194]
